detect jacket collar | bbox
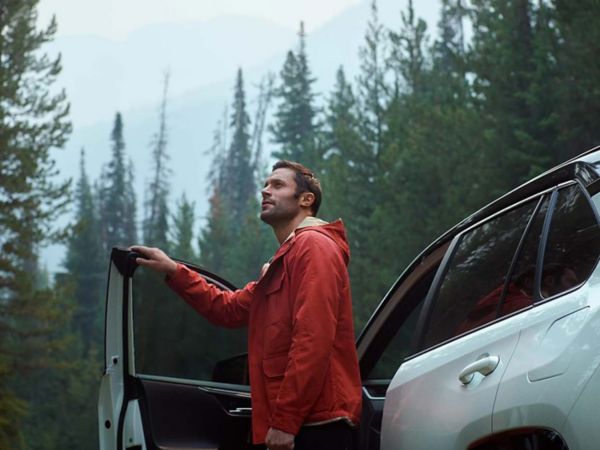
[257,217,329,283]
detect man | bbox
[132,161,362,450]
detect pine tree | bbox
[136,72,172,374]
[143,72,171,249]
[388,0,429,95]
[250,74,275,173]
[124,158,138,246]
[64,149,104,351]
[270,22,320,170]
[338,0,396,326]
[469,0,542,193]
[320,67,364,220]
[200,68,276,285]
[431,0,469,105]
[222,68,255,227]
[198,110,230,274]
[170,193,197,263]
[553,0,600,158]
[99,112,137,253]
[357,0,388,162]
[375,0,479,278]
[524,1,561,168]
[0,0,71,445]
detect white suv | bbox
[99,147,600,450]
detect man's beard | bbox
[260,203,297,226]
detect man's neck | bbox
[273,213,312,245]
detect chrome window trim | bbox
[458,181,574,238]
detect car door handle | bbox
[228,407,252,416]
[459,355,500,385]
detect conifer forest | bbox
[1,0,600,447]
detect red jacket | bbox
[165,219,362,443]
[456,282,533,334]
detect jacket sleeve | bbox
[165,263,253,328]
[269,233,346,434]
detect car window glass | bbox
[498,196,550,317]
[132,266,248,384]
[423,199,538,348]
[541,185,600,298]
[365,267,436,381]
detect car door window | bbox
[364,267,437,381]
[422,198,539,349]
[497,196,550,317]
[540,184,600,299]
[132,265,248,384]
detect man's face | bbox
[260,168,301,225]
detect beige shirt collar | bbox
[283,216,328,243]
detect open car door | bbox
[98,248,261,450]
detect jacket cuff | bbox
[270,412,304,436]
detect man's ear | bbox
[299,192,315,209]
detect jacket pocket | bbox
[263,354,288,404]
[265,270,284,295]
[264,321,292,357]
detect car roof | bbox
[431,145,600,255]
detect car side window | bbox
[132,266,248,384]
[364,266,437,381]
[540,184,600,298]
[422,198,538,349]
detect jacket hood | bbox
[296,218,350,265]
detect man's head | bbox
[541,264,578,297]
[260,160,322,226]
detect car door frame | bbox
[98,248,255,450]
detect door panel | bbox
[137,378,256,450]
[381,324,520,449]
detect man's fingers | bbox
[135,257,151,267]
[130,245,151,256]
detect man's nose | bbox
[261,186,271,197]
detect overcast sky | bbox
[37,0,362,39]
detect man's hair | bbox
[272,160,322,215]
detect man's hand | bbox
[265,427,294,450]
[130,245,178,275]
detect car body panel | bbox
[381,315,521,450]
[493,269,600,445]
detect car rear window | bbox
[540,184,600,299]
